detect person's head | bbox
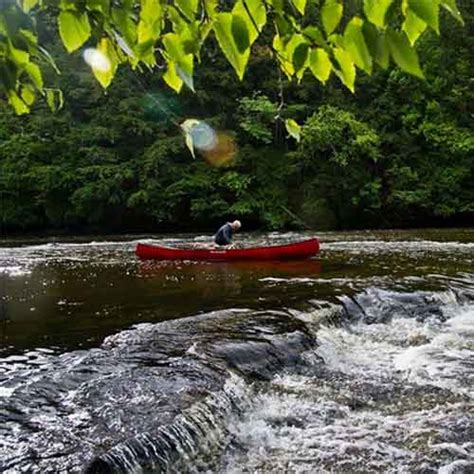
[231,220,241,231]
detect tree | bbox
[0,0,464,117]
[291,105,382,227]
[237,93,277,144]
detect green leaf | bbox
[89,38,119,89]
[363,23,389,69]
[59,0,78,11]
[291,0,307,15]
[441,0,464,25]
[21,84,35,106]
[407,0,440,33]
[231,14,250,53]
[162,33,194,91]
[181,119,201,158]
[386,29,423,78]
[203,0,218,18]
[275,13,294,40]
[8,42,30,66]
[58,11,92,52]
[180,25,201,56]
[162,33,183,61]
[328,33,344,49]
[275,33,307,79]
[285,119,301,142]
[302,26,325,46]
[163,61,183,93]
[133,39,155,65]
[176,56,194,92]
[138,0,162,44]
[140,0,161,19]
[21,0,39,13]
[309,48,332,83]
[402,9,427,45]
[7,91,29,115]
[273,34,294,78]
[269,0,285,12]
[321,0,343,35]
[213,12,248,80]
[19,29,39,49]
[363,0,393,28]
[344,17,372,74]
[334,47,356,92]
[176,0,199,20]
[112,7,137,48]
[45,88,64,112]
[167,3,185,31]
[86,0,110,14]
[233,0,266,43]
[24,62,44,89]
[293,42,309,78]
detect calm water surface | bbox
[0,229,473,473]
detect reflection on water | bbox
[0,229,473,473]
[0,237,323,354]
[138,260,323,299]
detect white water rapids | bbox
[220,296,474,473]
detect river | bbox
[1,229,473,473]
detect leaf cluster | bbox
[0,0,464,115]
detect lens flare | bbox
[202,132,237,167]
[83,48,111,72]
[180,119,237,166]
[190,121,217,151]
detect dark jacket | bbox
[214,223,233,246]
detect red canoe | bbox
[136,238,320,261]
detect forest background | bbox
[1,1,473,233]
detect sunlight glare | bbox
[83,48,111,72]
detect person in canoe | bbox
[214,220,241,248]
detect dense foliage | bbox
[1,2,473,232]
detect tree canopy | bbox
[1,1,472,233]
[0,0,464,117]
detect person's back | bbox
[214,220,241,246]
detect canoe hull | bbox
[136,238,320,261]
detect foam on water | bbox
[324,239,474,252]
[218,294,474,473]
[260,275,394,288]
[221,387,473,473]
[0,265,31,277]
[395,306,474,397]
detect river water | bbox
[0,230,473,473]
